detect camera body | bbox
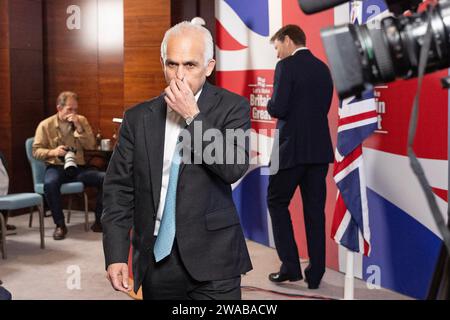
[298,0,450,99]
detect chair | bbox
[25,138,89,231]
[0,193,45,259]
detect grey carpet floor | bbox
[0,211,411,300]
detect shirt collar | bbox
[52,114,60,128]
[292,47,309,56]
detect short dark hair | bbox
[270,24,306,46]
[56,91,78,107]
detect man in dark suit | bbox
[266,25,334,289]
[102,21,252,300]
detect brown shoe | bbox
[53,225,68,240]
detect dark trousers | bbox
[44,165,105,226]
[267,164,328,285]
[142,240,241,300]
[0,286,12,300]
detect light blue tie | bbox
[154,146,181,262]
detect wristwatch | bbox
[185,111,200,126]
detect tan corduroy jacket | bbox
[32,114,96,166]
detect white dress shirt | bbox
[153,88,202,236]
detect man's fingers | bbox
[170,79,183,100]
[164,96,175,109]
[177,78,192,96]
[175,78,184,91]
[164,87,176,103]
[121,265,130,291]
[109,272,121,289]
[109,271,128,293]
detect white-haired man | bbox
[102,21,253,300]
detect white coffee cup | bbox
[101,139,111,151]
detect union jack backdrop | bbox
[331,94,377,255]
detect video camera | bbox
[298,0,450,299]
[298,0,450,99]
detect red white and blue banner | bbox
[330,2,379,259]
[216,0,280,248]
[215,0,339,255]
[216,0,448,299]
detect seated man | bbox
[32,91,104,240]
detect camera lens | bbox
[321,1,450,98]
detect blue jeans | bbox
[44,165,105,226]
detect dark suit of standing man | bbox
[266,25,334,289]
[102,21,252,300]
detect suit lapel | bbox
[178,82,221,178]
[144,96,166,213]
[197,82,220,115]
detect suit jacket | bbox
[102,82,253,293]
[267,49,334,169]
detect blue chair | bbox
[25,138,89,232]
[0,193,45,259]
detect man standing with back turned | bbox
[267,25,334,289]
[102,22,252,300]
